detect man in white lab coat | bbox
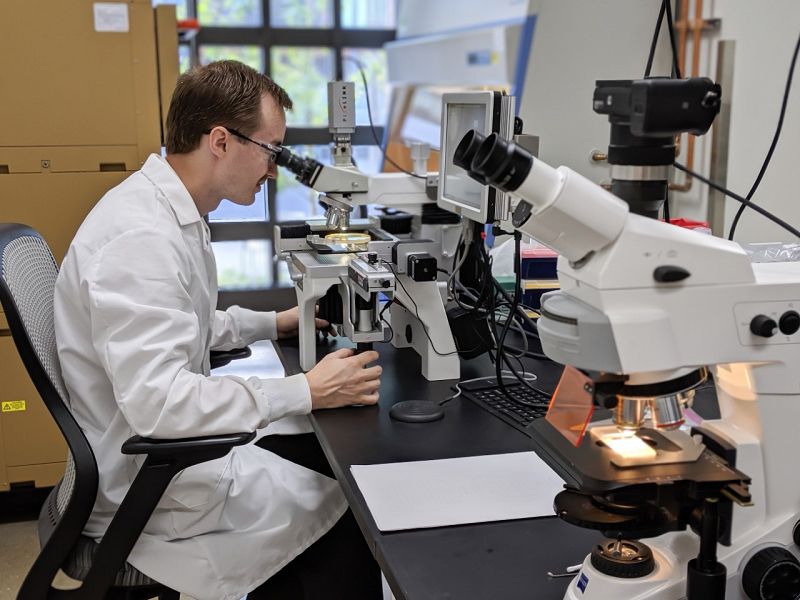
[54,60,383,599]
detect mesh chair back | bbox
[0,224,99,597]
[2,233,69,404]
[0,227,80,513]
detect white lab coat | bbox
[54,154,346,600]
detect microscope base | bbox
[560,513,800,600]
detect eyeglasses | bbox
[204,127,282,164]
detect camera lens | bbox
[453,130,486,171]
[470,133,533,192]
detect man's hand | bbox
[276,306,330,339]
[305,349,381,409]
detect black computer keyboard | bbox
[458,377,552,438]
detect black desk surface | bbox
[278,336,605,600]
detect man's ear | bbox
[207,127,228,158]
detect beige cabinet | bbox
[0,0,178,491]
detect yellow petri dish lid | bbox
[325,232,370,250]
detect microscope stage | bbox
[529,417,749,495]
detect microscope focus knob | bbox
[779,310,800,335]
[742,546,800,600]
[750,315,778,338]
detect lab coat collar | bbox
[141,154,203,226]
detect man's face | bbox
[225,94,287,206]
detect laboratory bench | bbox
[276,336,603,600]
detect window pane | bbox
[213,240,272,290]
[343,48,389,126]
[198,0,262,26]
[277,259,292,285]
[269,0,333,28]
[152,0,189,20]
[209,186,269,222]
[352,145,384,174]
[276,145,331,221]
[271,47,335,127]
[178,45,192,74]
[199,45,265,72]
[341,0,396,29]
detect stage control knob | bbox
[750,315,778,338]
[780,310,800,335]
[742,546,800,600]
[590,538,654,578]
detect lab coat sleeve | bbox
[86,229,311,438]
[210,306,278,350]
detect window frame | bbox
[178,0,395,309]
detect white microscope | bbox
[273,82,459,381]
[454,78,800,599]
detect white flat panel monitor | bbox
[437,91,504,224]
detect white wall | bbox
[718,0,800,242]
[396,0,530,38]
[517,0,800,242]
[518,0,672,184]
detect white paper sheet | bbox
[350,452,565,532]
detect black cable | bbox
[727,32,800,240]
[644,1,666,77]
[664,0,683,79]
[674,162,800,238]
[342,56,426,180]
[492,277,541,339]
[490,233,550,400]
[378,298,394,343]
[380,260,459,356]
[495,233,521,397]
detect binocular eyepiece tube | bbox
[454,130,534,193]
[274,146,323,187]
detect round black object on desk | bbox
[389,400,445,423]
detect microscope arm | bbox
[289,154,433,209]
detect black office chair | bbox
[0,224,255,600]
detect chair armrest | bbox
[77,430,255,598]
[210,346,252,369]
[121,431,255,457]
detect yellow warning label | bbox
[1,400,26,412]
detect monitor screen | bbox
[442,103,487,211]
[437,91,500,223]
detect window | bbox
[200,45,265,71]
[343,47,388,126]
[198,0,262,26]
[269,0,333,28]
[271,47,336,127]
[212,240,273,289]
[165,0,396,305]
[340,0,395,29]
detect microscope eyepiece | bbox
[274,146,323,187]
[274,146,292,168]
[453,130,486,172]
[455,130,533,193]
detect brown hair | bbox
[165,60,292,154]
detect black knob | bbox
[653,265,691,282]
[742,546,800,600]
[367,252,378,264]
[780,311,800,335]
[750,315,778,338]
